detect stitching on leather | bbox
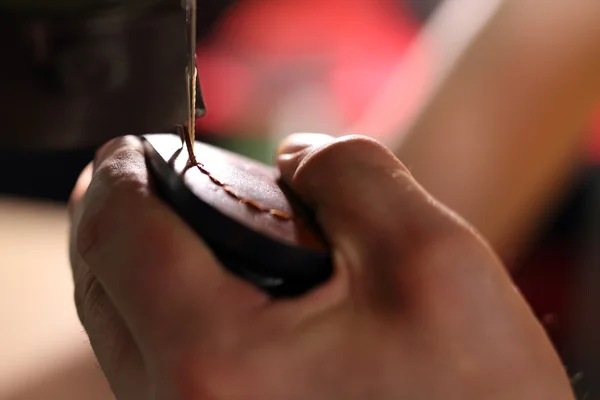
[176,125,294,221]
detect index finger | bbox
[70,136,268,355]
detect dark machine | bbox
[0,0,236,149]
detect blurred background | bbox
[2,0,600,398]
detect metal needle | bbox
[184,0,198,163]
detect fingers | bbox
[277,133,466,250]
[70,136,268,360]
[69,162,146,396]
[276,134,473,304]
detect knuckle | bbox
[73,268,133,375]
[76,209,103,263]
[74,268,104,327]
[298,134,405,178]
[322,134,390,163]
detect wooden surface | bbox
[0,198,113,400]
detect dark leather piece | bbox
[143,133,333,297]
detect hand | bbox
[69,134,574,400]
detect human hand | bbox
[69,134,574,400]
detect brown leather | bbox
[143,134,332,296]
[146,134,327,251]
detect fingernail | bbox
[276,133,334,183]
[276,133,335,157]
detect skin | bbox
[69,134,574,399]
[355,0,600,262]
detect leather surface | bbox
[146,134,327,252]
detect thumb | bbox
[276,133,335,162]
[276,134,469,303]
